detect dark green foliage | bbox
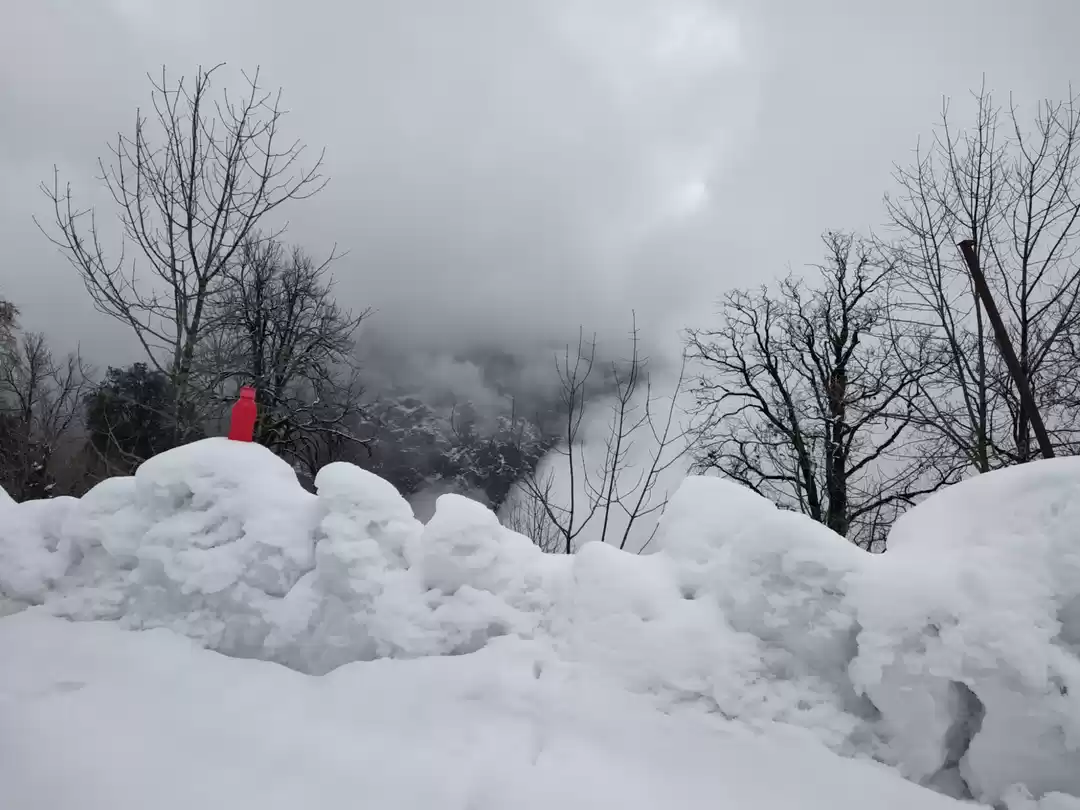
[84,363,198,471]
[0,413,53,499]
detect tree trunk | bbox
[825,368,849,537]
[958,240,1055,460]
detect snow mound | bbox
[2,438,1079,805]
[0,494,80,604]
[0,440,868,742]
[657,477,869,713]
[0,440,554,670]
[265,465,560,673]
[850,458,1080,801]
[46,439,321,652]
[0,611,971,810]
[559,476,874,749]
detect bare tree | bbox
[198,233,369,479]
[0,331,88,500]
[687,232,957,550]
[511,318,692,553]
[502,484,564,553]
[511,330,594,553]
[884,85,1080,468]
[38,64,326,440]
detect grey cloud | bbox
[1,0,1076,392]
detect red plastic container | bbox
[228,386,258,442]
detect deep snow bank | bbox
[0,440,870,746]
[0,612,977,810]
[850,459,1080,801]
[1,439,1078,804]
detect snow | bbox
[1,437,1078,807]
[0,611,966,810]
[849,459,1080,801]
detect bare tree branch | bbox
[37,64,327,442]
[196,232,369,480]
[0,326,90,500]
[688,232,951,549]
[511,317,692,553]
[883,84,1080,467]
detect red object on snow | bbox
[228,387,258,442]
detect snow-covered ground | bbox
[0,611,967,810]
[1,438,1078,809]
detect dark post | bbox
[957,240,1055,460]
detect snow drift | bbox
[850,460,1080,801]
[1,438,1078,805]
[0,612,982,810]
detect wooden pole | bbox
[957,239,1055,460]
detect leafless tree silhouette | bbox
[688,232,956,550]
[512,317,691,553]
[197,233,369,478]
[884,85,1080,468]
[39,64,326,441]
[0,329,89,500]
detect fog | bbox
[1,0,1076,481]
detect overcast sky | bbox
[2,0,1077,380]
